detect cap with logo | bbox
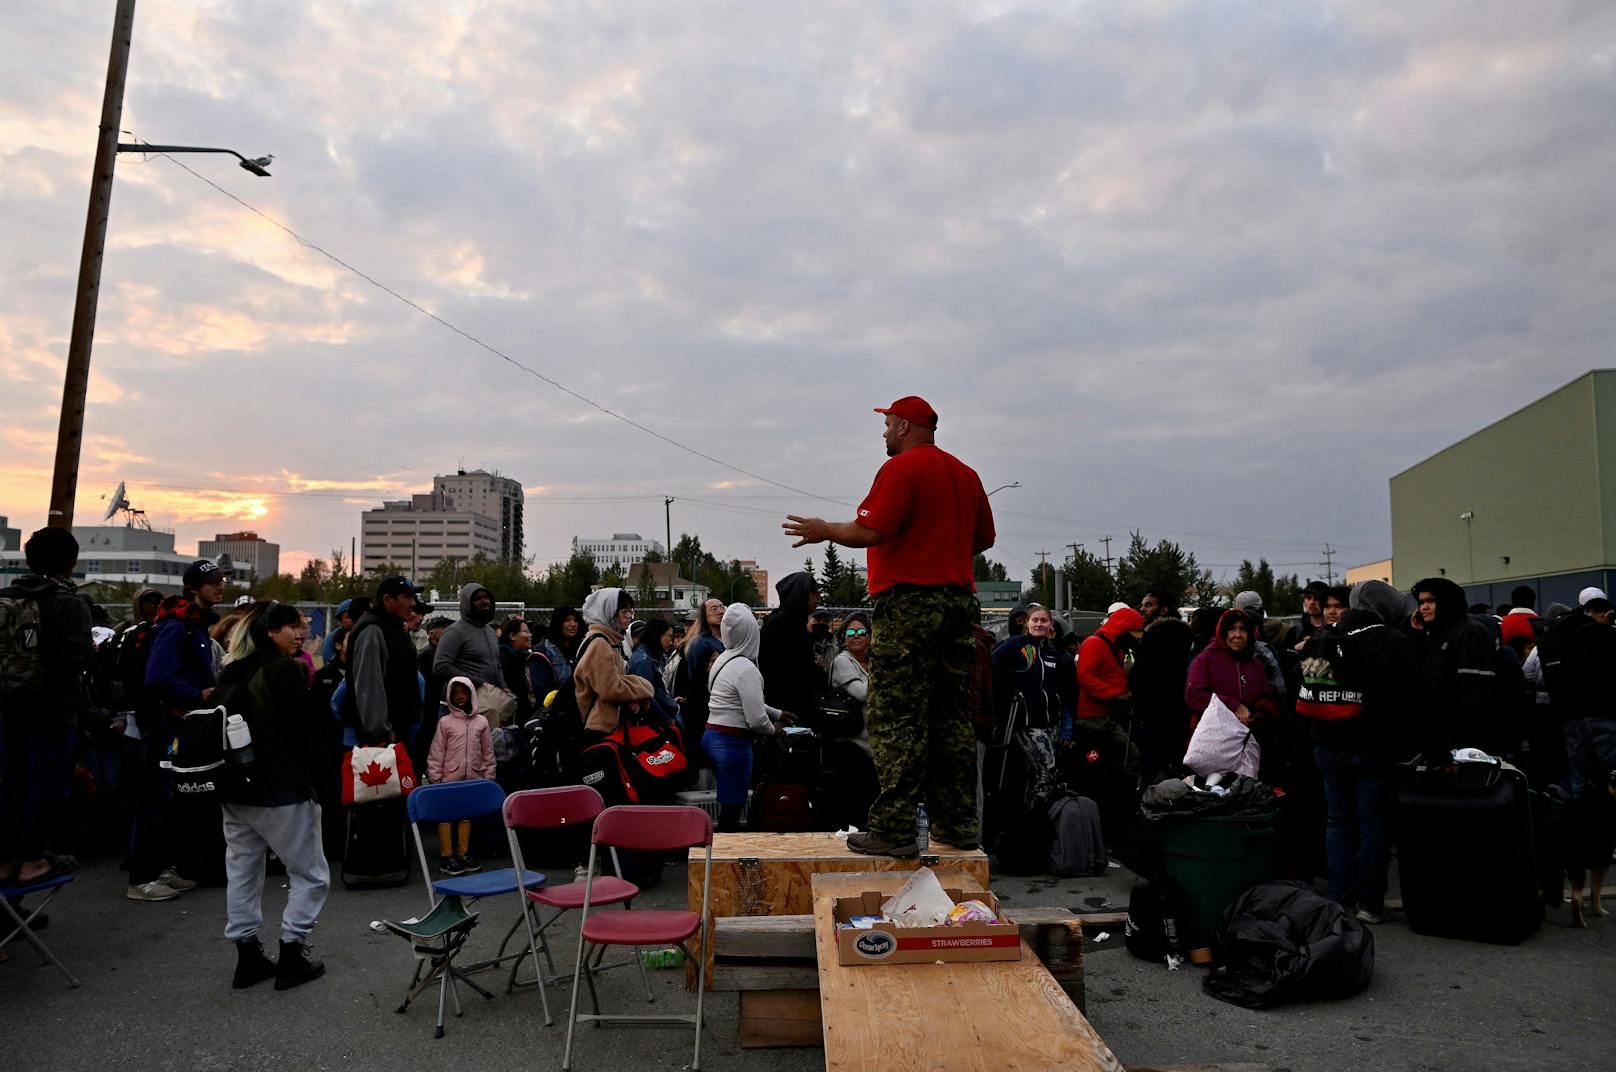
[873,395,938,428]
[375,575,417,601]
[183,559,229,589]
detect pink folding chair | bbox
[562,805,714,1071]
[503,786,647,1026]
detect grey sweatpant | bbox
[222,800,330,944]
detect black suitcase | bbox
[341,798,411,888]
[1395,757,1539,944]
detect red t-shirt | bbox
[856,444,995,595]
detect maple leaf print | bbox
[358,760,393,788]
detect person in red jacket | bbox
[1069,606,1144,844]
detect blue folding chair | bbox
[1,873,79,988]
[396,780,545,1035]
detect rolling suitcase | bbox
[1395,756,1539,944]
[341,798,411,888]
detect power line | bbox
[125,137,849,509]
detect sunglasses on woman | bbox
[844,627,869,637]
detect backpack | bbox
[160,703,256,802]
[576,716,690,805]
[1047,794,1108,877]
[1296,627,1372,721]
[1124,881,1182,965]
[113,620,158,709]
[0,592,44,698]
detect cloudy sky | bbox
[4,1,1613,595]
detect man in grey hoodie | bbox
[433,583,506,692]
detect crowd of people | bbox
[3,395,1612,997]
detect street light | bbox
[45,0,275,528]
[987,482,1022,497]
[117,143,274,176]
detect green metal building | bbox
[1390,369,1616,609]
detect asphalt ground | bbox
[2,849,1611,1072]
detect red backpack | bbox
[577,716,690,805]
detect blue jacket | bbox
[627,645,681,727]
[144,596,217,710]
[991,634,1076,738]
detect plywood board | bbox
[739,988,823,1049]
[813,872,1123,1072]
[687,832,990,990]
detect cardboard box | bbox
[831,888,1022,966]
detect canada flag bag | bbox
[341,743,419,806]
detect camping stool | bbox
[503,785,647,1027]
[0,873,79,988]
[562,804,714,1071]
[383,895,485,1038]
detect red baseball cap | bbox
[874,395,938,427]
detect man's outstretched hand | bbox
[783,515,828,547]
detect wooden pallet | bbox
[813,872,1123,1072]
[687,832,990,990]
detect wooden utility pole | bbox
[1101,535,1114,575]
[48,0,137,528]
[664,497,675,603]
[1036,549,1050,603]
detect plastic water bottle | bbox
[226,714,255,766]
[640,947,684,969]
[916,804,930,852]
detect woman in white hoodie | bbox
[704,603,792,831]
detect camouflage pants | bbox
[865,587,977,842]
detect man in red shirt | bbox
[784,396,995,857]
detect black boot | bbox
[274,939,325,991]
[717,803,744,833]
[232,937,278,989]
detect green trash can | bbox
[1157,812,1279,958]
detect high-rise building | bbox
[434,470,523,562]
[198,531,280,583]
[572,533,666,573]
[0,516,20,552]
[361,498,501,577]
[734,559,769,603]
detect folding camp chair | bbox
[1,873,78,988]
[562,805,714,1071]
[382,896,482,1039]
[504,786,648,1026]
[400,780,545,1035]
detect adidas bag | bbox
[341,744,419,805]
[161,705,250,802]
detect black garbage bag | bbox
[1202,881,1374,1008]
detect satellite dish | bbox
[103,482,129,521]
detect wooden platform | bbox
[687,832,990,990]
[813,872,1123,1072]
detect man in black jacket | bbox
[1130,586,1194,782]
[759,572,824,729]
[0,527,92,887]
[1411,577,1515,760]
[347,577,424,745]
[1304,580,1421,924]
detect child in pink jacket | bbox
[427,676,495,876]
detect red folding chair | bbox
[503,786,647,1026]
[562,804,714,1071]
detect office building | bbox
[572,533,665,573]
[1,524,195,593]
[198,531,280,583]
[361,498,501,577]
[0,516,19,552]
[435,470,524,562]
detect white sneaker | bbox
[573,863,594,884]
[157,867,198,892]
[127,881,180,902]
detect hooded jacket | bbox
[1077,607,1144,720]
[432,583,506,689]
[1537,607,1615,723]
[1185,610,1278,724]
[144,593,218,712]
[427,675,495,784]
[573,589,654,733]
[708,604,782,736]
[1411,577,1515,758]
[627,640,681,726]
[1306,581,1422,758]
[0,573,93,720]
[759,572,822,723]
[212,639,322,806]
[531,605,581,696]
